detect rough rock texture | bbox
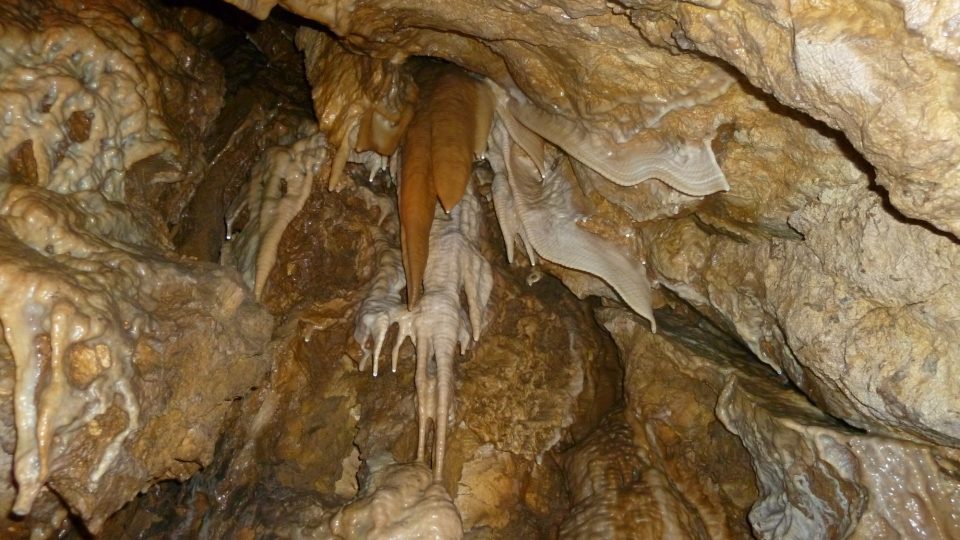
[0,0,271,534]
[99,150,621,537]
[720,374,960,539]
[626,1,960,238]
[601,306,960,538]
[6,0,960,536]
[560,411,695,539]
[598,307,759,539]
[0,0,225,227]
[244,0,960,239]
[298,27,415,191]
[174,12,315,262]
[644,137,960,447]
[214,0,960,450]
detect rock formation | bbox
[1,0,959,538]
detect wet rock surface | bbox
[0,0,271,534]
[2,0,960,537]
[100,168,623,537]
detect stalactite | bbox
[399,61,494,309]
[355,182,492,480]
[221,126,327,298]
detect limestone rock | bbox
[626,0,960,237]
[0,154,271,537]
[719,373,960,539]
[8,0,960,536]
[646,176,960,447]
[0,1,270,533]
[297,27,416,191]
[596,307,760,539]
[231,0,733,146]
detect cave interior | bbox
[0,0,959,538]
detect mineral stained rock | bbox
[98,163,621,537]
[219,0,960,454]
[7,0,960,536]
[297,27,415,191]
[0,0,271,533]
[720,370,960,539]
[344,174,622,535]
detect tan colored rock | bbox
[218,0,960,452]
[719,372,960,539]
[326,462,463,539]
[645,176,960,447]
[97,154,619,536]
[12,0,960,535]
[175,94,308,262]
[343,181,620,535]
[231,0,733,141]
[0,182,271,533]
[559,412,709,539]
[626,0,960,237]
[597,306,759,539]
[456,269,619,462]
[0,1,270,533]
[297,27,415,190]
[601,304,960,538]
[450,436,525,532]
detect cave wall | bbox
[0,0,959,538]
[0,0,275,534]
[219,0,960,449]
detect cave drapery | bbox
[0,0,959,538]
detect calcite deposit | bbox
[0,0,271,534]
[3,0,960,538]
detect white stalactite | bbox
[354,183,492,480]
